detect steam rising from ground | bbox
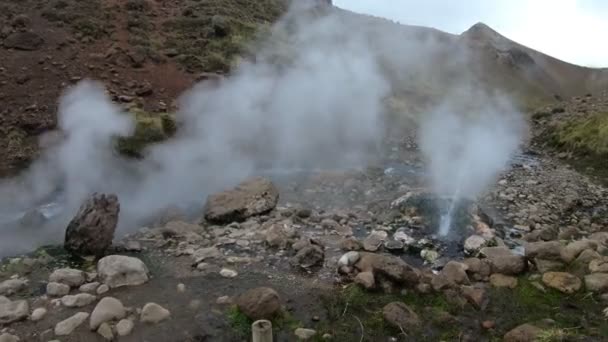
[0,3,391,254]
[419,89,526,236]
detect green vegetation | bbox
[488,277,608,339]
[115,109,176,158]
[162,0,287,73]
[550,112,608,156]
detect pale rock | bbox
[79,282,100,293]
[354,272,375,289]
[96,284,110,295]
[55,312,89,336]
[0,333,19,342]
[220,268,238,278]
[561,239,599,263]
[61,293,96,308]
[97,322,114,341]
[97,255,149,288]
[0,296,29,324]
[589,258,608,273]
[116,318,134,336]
[46,282,70,297]
[49,268,85,287]
[489,274,518,288]
[584,273,608,293]
[338,251,360,267]
[294,328,317,340]
[140,303,170,324]
[30,307,47,321]
[90,297,126,330]
[0,278,28,296]
[464,235,487,255]
[177,283,186,293]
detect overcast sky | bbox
[333,0,608,68]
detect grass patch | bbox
[488,277,608,338]
[550,112,608,156]
[115,109,176,158]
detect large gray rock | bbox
[64,193,119,257]
[97,255,149,288]
[0,296,29,324]
[203,177,279,224]
[140,303,170,324]
[61,293,97,308]
[236,287,281,320]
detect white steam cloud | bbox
[0,3,391,255]
[419,88,526,235]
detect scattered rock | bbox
[97,322,114,340]
[177,283,186,293]
[464,235,487,255]
[339,237,361,251]
[79,282,100,294]
[441,261,470,285]
[589,258,608,273]
[525,241,563,261]
[561,239,598,263]
[355,253,420,285]
[480,247,526,275]
[0,296,29,324]
[96,284,109,295]
[338,251,360,267]
[503,323,542,342]
[116,318,134,336]
[363,230,387,252]
[49,268,85,287]
[97,255,149,288]
[584,273,608,293]
[30,307,47,321]
[0,279,27,296]
[220,268,238,278]
[140,303,171,324]
[541,272,581,293]
[64,193,119,257]
[203,177,279,224]
[90,297,126,330]
[61,293,97,308]
[47,282,70,297]
[489,274,518,288]
[236,287,281,320]
[3,31,43,50]
[294,328,317,340]
[192,246,221,264]
[0,333,19,342]
[354,272,375,289]
[461,285,487,310]
[382,302,420,330]
[290,245,324,268]
[533,258,564,273]
[55,312,89,336]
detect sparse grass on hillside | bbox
[549,112,608,156]
[161,0,287,73]
[42,0,113,40]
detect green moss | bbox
[115,109,176,158]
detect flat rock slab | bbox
[203,177,279,224]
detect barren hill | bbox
[0,0,607,175]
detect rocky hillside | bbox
[1,0,607,176]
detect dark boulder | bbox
[64,193,119,257]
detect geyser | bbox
[419,90,526,237]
